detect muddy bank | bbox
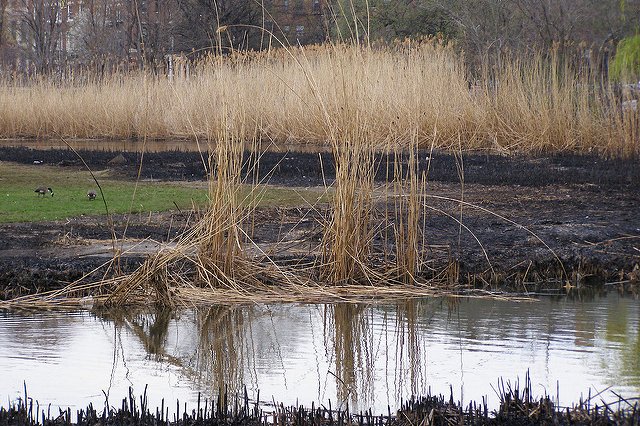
[0,146,639,299]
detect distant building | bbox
[0,0,328,71]
[263,0,329,45]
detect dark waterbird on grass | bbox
[87,190,97,200]
[34,186,54,197]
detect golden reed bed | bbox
[0,42,637,157]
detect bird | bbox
[35,186,54,197]
[87,190,97,200]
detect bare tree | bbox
[0,0,8,48]
[511,0,592,49]
[18,0,63,73]
[434,0,524,67]
[74,0,128,65]
[173,0,262,55]
[432,0,640,72]
[134,0,179,65]
[72,0,177,71]
[327,0,451,43]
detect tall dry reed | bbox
[321,127,377,284]
[195,119,246,287]
[390,135,428,283]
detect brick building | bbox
[263,0,329,45]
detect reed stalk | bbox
[195,118,246,287]
[328,303,374,406]
[391,133,427,284]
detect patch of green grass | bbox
[0,163,209,223]
[611,34,640,81]
[0,162,329,223]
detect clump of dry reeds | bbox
[103,118,299,305]
[389,135,428,283]
[321,126,377,284]
[195,119,246,288]
[314,44,434,286]
[477,51,639,157]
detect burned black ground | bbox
[1,145,638,187]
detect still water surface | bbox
[0,293,638,414]
[0,139,330,153]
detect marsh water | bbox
[0,139,331,153]
[1,293,638,415]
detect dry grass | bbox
[0,42,636,156]
[389,135,429,283]
[321,126,377,284]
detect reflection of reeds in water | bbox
[129,308,174,358]
[100,306,184,382]
[327,303,375,408]
[99,305,254,398]
[194,306,248,396]
[393,301,425,399]
[325,301,430,410]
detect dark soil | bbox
[0,145,639,299]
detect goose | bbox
[87,190,97,200]
[35,186,54,197]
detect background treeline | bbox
[0,0,639,77]
[340,0,640,52]
[0,0,265,73]
[334,0,640,79]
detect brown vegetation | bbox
[0,41,638,309]
[0,43,638,157]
